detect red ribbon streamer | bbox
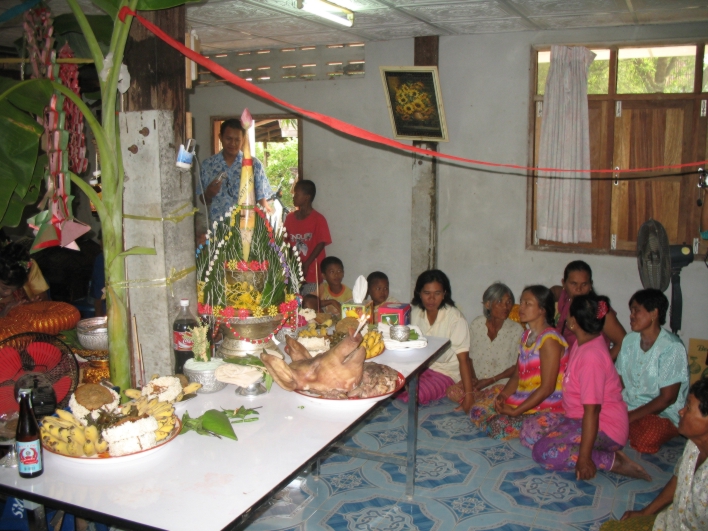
[242,159,252,167]
[119,7,708,176]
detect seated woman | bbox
[366,271,398,322]
[470,285,568,445]
[401,270,472,409]
[553,260,626,360]
[0,244,31,317]
[615,288,689,454]
[600,377,708,531]
[447,282,523,404]
[532,294,650,481]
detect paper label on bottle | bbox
[173,331,194,351]
[17,440,42,475]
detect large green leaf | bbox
[0,172,17,224]
[93,0,201,15]
[1,193,28,228]
[0,78,52,116]
[54,14,113,46]
[0,100,43,199]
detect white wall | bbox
[189,22,708,344]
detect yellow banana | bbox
[150,374,160,381]
[95,439,108,453]
[67,439,84,457]
[83,441,96,457]
[155,430,170,442]
[153,409,175,420]
[182,382,202,395]
[147,397,159,409]
[49,440,71,456]
[42,417,76,430]
[68,427,86,445]
[124,388,142,399]
[41,433,64,450]
[84,425,99,444]
[54,409,82,427]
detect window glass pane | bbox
[703,45,708,92]
[587,49,610,95]
[537,49,609,95]
[617,45,696,94]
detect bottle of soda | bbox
[16,389,43,478]
[173,299,198,374]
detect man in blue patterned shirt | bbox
[197,118,273,230]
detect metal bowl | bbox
[389,325,410,342]
[76,317,109,351]
[183,365,227,393]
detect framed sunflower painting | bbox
[380,66,448,142]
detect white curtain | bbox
[536,45,595,243]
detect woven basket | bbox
[7,301,81,335]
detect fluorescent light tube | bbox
[297,0,354,27]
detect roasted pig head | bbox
[261,332,366,393]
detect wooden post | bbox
[411,36,439,290]
[124,6,186,145]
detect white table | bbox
[0,336,450,531]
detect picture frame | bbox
[379,66,448,142]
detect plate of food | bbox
[294,369,405,408]
[42,416,181,465]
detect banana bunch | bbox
[362,330,385,359]
[298,322,329,338]
[120,394,179,442]
[40,410,108,457]
[123,381,202,404]
[154,411,177,442]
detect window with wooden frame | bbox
[527,44,708,259]
[210,114,303,211]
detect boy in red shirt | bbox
[284,180,332,295]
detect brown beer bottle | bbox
[16,389,43,478]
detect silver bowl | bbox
[183,365,227,393]
[390,325,410,342]
[76,317,109,350]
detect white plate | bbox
[43,418,181,465]
[294,372,405,408]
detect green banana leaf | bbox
[91,0,202,19]
[53,14,113,46]
[0,79,51,226]
[2,154,49,226]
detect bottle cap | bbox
[180,299,189,307]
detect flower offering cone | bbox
[238,109,256,260]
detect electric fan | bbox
[636,219,694,333]
[0,332,79,417]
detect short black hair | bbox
[570,293,610,335]
[522,285,556,327]
[220,118,243,136]
[367,271,389,284]
[411,269,455,310]
[321,256,343,273]
[629,288,669,326]
[0,242,29,289]
[689,377,708,416]
[295,179,316,201]
[563,260,593,282]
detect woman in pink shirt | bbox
[532,294,650,481]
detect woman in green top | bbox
[615,289,689,454]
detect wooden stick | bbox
[132,315,145,387]
[315,260,320,312]
[0,57,95,64]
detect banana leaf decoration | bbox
[237,108,256,261]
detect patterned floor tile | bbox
[433,486,505,524]
[379,447,477,491]
[240,407,683,531]
[323,495,440,531]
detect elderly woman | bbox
[470,285,568,445]
[447,282,523,405]
[400,270,472,409]
[553,260,626,360]
[615,288,689,454]
[600,377,708,531]
[532,294,649,481]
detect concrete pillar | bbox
[410,36,439,292]
[121,110,197,378]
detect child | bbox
[319,256,352,315]
[366,271,398,322]
[284,180,332,295]
[302,293,319,311]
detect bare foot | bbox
[611,450,651,481]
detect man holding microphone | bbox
[197,117,272,242]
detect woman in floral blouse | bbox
[601,376,708,531]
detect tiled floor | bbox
[242,397,684,531]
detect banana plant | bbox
[0,0,198,394]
